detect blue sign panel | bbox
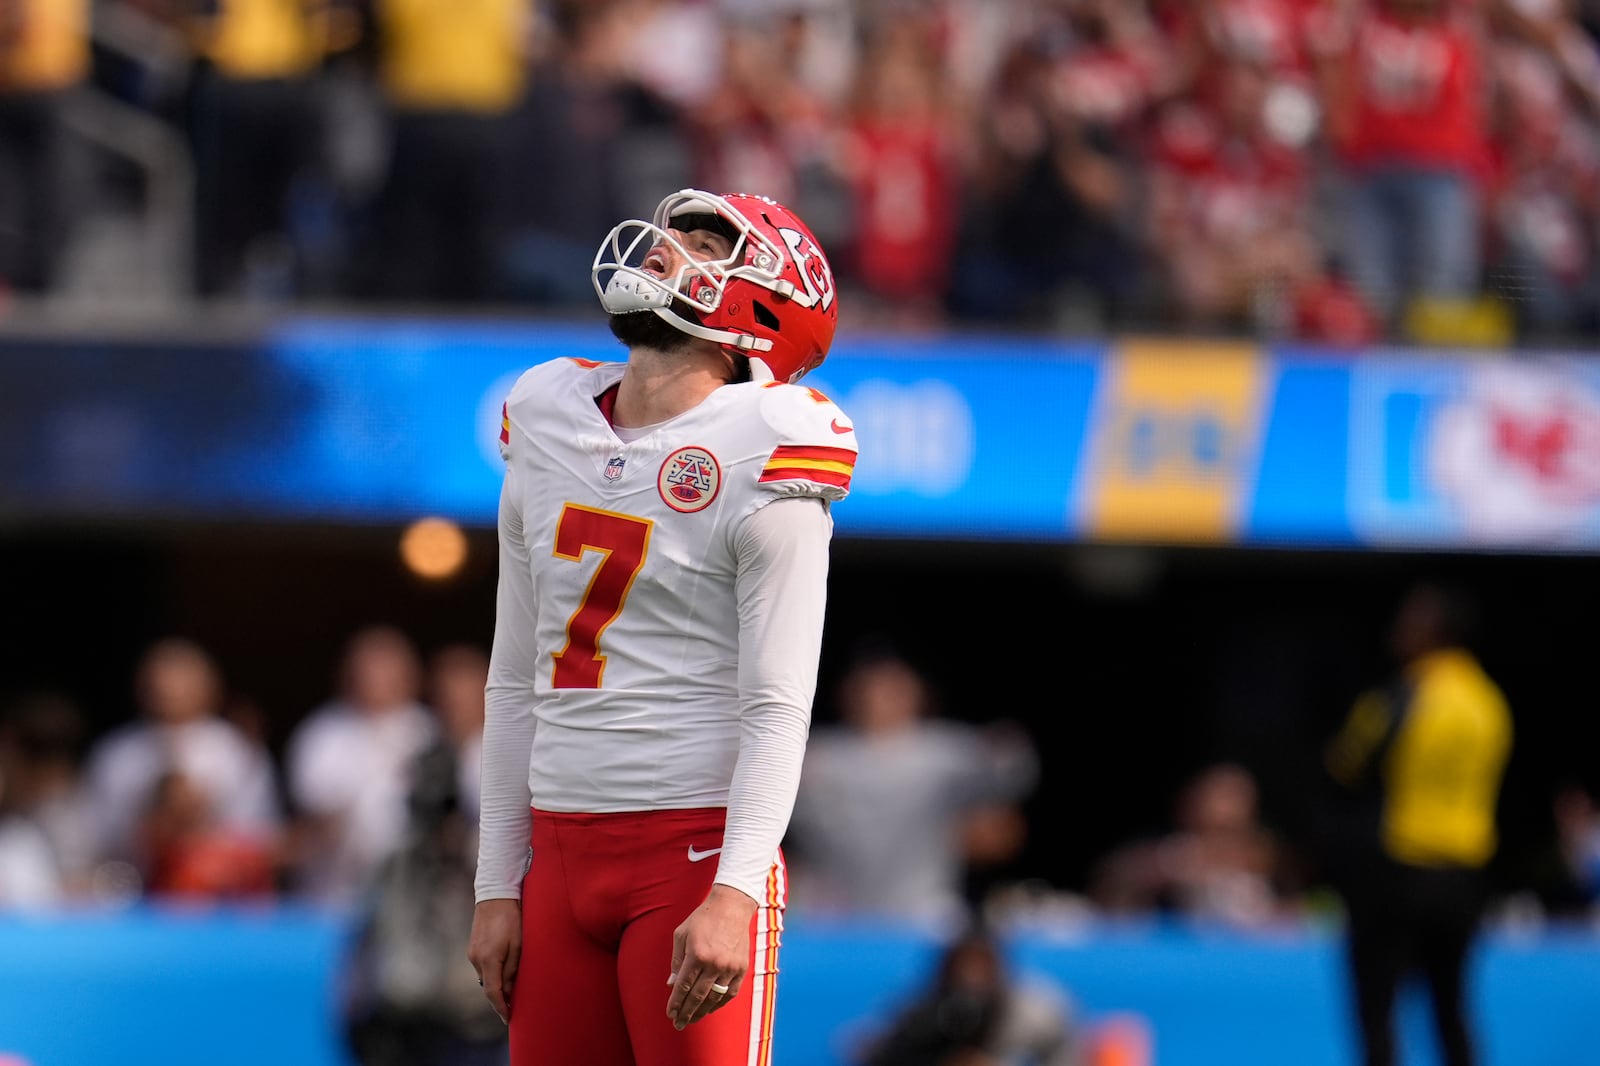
[265,321,1106,538]
[1247,356,1355,545]
[3,318,1598,552]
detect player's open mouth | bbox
[642,251,668,275]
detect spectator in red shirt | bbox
[1147,57,1315,332]
[1318,0,1492,328]
[139,770,279,903]
[836,20,964,327]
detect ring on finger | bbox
[710,982,731,995]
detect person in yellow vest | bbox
[178,0,357,297]
[1324,582,1513,1066]
[0,0,90,293]
[349,0,531,304]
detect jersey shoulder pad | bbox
[753,381,857,501]
[500,358,622,460]
[497,363,552,461]
[497,365,536,461]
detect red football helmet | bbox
[592,189,839,383]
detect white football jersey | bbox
[499,357,856,815]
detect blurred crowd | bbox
[0,627,487,909]
[4,619,1598,929]
[0,628,506,1064]
[5,0,1600,345]
[3,606,1600,1063]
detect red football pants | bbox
[510,807,787,1066]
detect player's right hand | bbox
[468,898,523,1025]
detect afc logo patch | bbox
[658,445,722,513]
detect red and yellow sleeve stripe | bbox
[749,853,787,1066]
[758,444,855,491]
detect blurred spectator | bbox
[0,694,83,907]
[690,10,818,207]
[285,624,438,905]
[1158,0,1324,103]
[424,642,488,828]
[685,4,848,264]
[341,644,502,1066]
[497,1,686,306]
[787,645,1039,927]
[349,0,532,304]
[0,691,95,900]
[177,0,355,298]
[1492,0,1600,118]
[1321,582,1514,1066]
[856,920,1083,1066]
[834,17,965,326]
[1145,56,1327,337]
[949,2,1161,331]
[137,768,279,902]
[1088,762,1300,928]
[83,638,283,876]
[1147,0,1386,343]
[1551,782,1600,917]
[0,799,61,908]
[0,0,90,294]
[1317,0,1492,334]
[614,0,725,113]
[1484,0,1600,337]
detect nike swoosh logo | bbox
[687,845,722,863]
[830,419,853,434]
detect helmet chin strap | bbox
[648,305,775,354]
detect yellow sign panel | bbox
[1081,340,1268,543]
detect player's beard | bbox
[607,307,751,382]
[607,308,697,353]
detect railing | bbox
[32,4,196,319]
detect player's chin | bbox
[607,308,697,352]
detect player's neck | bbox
[615,344,735,428]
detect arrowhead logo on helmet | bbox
[592,189,839,384]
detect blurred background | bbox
[4,0,1600,1065]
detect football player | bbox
[468,189,855,1066]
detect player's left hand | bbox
[666,884,756,1030]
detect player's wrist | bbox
[707,881,760,912]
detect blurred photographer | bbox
[342,731,505,1066]
[858,922,1081,1066]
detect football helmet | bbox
[592,189,839,383]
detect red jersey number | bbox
[551,504,652,689]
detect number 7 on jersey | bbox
[551,503,653,689]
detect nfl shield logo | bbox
[604,456,626,482]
